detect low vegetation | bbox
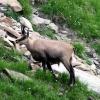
[73,42,85,58]
[18,0,32,19]
[0,39,100,100]
[33,25,56,39]
[73,42,92,65]
[5,0,32,20]
[92,43,100,55]
[1,0,100,99]
[41,0,100,39]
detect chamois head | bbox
[16,24,29,44]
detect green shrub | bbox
[41,0,100,39]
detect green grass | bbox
[33,25,56,39]
[0,39,100,100]
[41,0,100,39]
[0,69,100,100]
[73,42,92,65]
[73,42,85,58]
[92,43,100,55]
[0,39,28,73]
[18,0,32,19]
[5,7,19,20]
[0,39,22,62]
[5,0,32,20]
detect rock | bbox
[0,16,13,26]
[0,4,7,12]
[32,14,51,25]
[51,64,100,94]
[3,68,32,81]
[48,23,59,33]
[20,44,28,53]
[29,63,40,71]
[30,31,45,39]
[0,0,22,12]
[93,53,97,58]
[0,12,4,18]
[24,51,31,57]
[0,23,21,38]
[55,34,71,42]
[93,59,100,67]
[19,17,33,31]
[7,0,22,12]
[97,70,100,75]
[4,36,15,47]
[90,64,97,75]
[0,72,10,81]
[60,30,68,34]
[85,47,91,53]
[0,29,6,38]
[34,0,47,4]
[0,0,7,5]
[30,0,35,6]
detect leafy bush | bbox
[41,0,100,39]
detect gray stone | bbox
[0,29,6,38]
[3,68,32,81]
[48,23,59,33]
[93,60,100,67]
[51,64,100,94]
[32,14,51,25]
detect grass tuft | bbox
[33,25,56,39]
[92,43,100,55]
[73,42,85,58]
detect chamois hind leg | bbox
[61,58,75,86]
[46,62,56,80]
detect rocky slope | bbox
[0,0,100,94]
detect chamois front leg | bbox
[46,61,57,81]
[42,61,47,72]
[61,58,75,86]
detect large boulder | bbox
[51,63,100,94]
[2,68,32,81]
[19,17,33,31]
[32,14,50,25]
[0,0,22,12]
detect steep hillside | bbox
[0,0,100,100]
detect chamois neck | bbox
[25,37,36,51]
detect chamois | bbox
[15,25,75,86]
